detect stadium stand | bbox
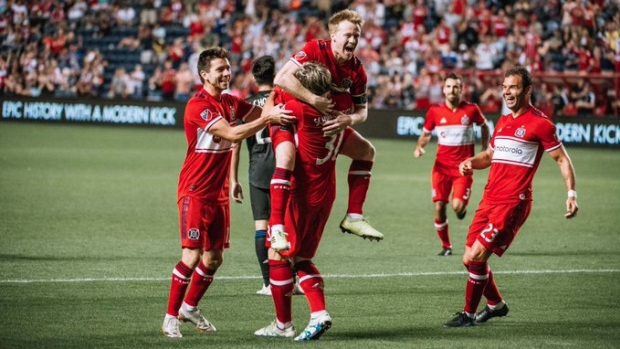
[0,0,618,117]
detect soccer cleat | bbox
[443,312,475,327]
[178,304,217,333]
[456,209,467,220]
[254,320,296,338]
[475,304,509,323]
[339,216,384,241]
[438,247,453,256]
[162,316,183,338]
[294,313,332,341]
[270,226,291,252]
[256,284,272,296]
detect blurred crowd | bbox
[1,0,619,117]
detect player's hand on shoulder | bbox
[266,103,295,125]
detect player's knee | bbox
[275,142,296,169]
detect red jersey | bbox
[290,39,368,105]
[178,89,255,203]
[423,101,487,177]
[485,107,561,203]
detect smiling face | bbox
[330,20,361,63]
[443,77,462,107]
[200,58,231,93]
[502,74,531,115]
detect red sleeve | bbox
[350,62,368,98]
[186,99,222,131]
[472,104,487,125]
[423,107,437,132]
[291,40,318,65]
[538,118,562,152]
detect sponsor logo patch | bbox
[200,109,211,121]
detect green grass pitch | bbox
[1,122,619,349]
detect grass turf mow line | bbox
[2,268,618,284]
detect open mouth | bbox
[344,45,355,53]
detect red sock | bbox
[483,268,503,306]
[295,260,325,313]
[269,167,292,226]
[184,262,214,307]
[166,261,193,316]
[435,219,451,248]
[269,260,294,324]
[464,261,488,314]
[347,160,373,215]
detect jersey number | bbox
[480,223,498,243]
[316,133,344,165]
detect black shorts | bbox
[249,184,270,221]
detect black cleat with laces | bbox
[443,312,475,327]
[456,209,467,220]
[475,304,509,323]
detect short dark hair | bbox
[197,47,230,83]
[251,55,275,87]
[505,66,532,90]
[444,73,462,87]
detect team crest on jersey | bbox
[188,228,200,240]
[461,115,470,125]
[230,106,236,122]
[515,127,526,138]
[294,51,307,61]
[213,136,222,143]
[341,77,353,89]
[200,109,211,121]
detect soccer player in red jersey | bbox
[266,9,383,250]
[413,73,490,256]
[161,47,293,338]
[254,62,350,341]
[444,66,579,327]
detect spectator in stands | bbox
[129,64,146,100]
[147,65,163,102]
[574,82,596,115]
[173,62,193,102]
[160,59,176,101]
[140,0,158,26]
[54,67,77,98]
[107,66,129,99]
[116,3,136,28]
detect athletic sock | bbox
[269,260,294,324]
[347,160,373,215]
[435,219,451,249]
[269,167,292,226]
[166,261,192,317]
[295,260,326,313]
[483,268,504,307]
[464,261,488,314]
[184,261,214,307]
[255,230,270,287]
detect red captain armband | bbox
[568,190,577,199]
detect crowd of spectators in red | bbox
[1,0,619,117]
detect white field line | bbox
[1,269,618,284]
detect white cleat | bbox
[178,304,216,333]
[339,216,384,241]
[294,313,332,341]
[254,320,296,338]
[162,316,182,338]
[256,284,272,296]
[269,225,291,252]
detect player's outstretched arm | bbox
[211,104,294,143]
[479,121,490,151]
[549,145,578,219]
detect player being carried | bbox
[267,9,383,253]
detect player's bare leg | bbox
[269,140,295,251]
